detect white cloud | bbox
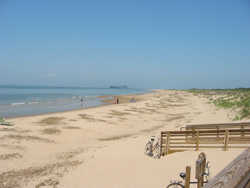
[47,73,55,77]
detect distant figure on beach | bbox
[81,98,83,107]
[117,98,119,104]
[130,97,136,103]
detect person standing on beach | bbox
[81,98,83,107]
[117,99,119,104]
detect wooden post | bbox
[196,131,199,151]
[216,127,219,138]
[164,132,170,155]
[196,152,206,188]
[223,130,229,151]
[192,128,195,138]
[185,166,191,188]
[241,127,245,137]
[166,132,170,155]
[160,132,163,156]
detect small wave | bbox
[71,96,83,99]
[27,102,39,104]
[11,102,25,106]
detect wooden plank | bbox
[170,146,196,148]
[229,139,250,142]
[162,129,250,136]
[198,140,225,144]
[203,147,250,188]
[170,145,223,148]
[196,131,199,151]
[186,122,250,129]
[228,146,250,148]
[198,146,223,148]
[187,126,250,130]
[170,142,195,144]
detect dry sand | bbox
[0,90,246,188]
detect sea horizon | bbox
[0,85,152,118]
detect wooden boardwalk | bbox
[161,122,250,187]
[161,129,250,155]
[203,147,250,188]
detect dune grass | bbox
[188,88,250,120]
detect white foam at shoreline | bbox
[11,102,25,106]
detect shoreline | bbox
[6,91,155,120]
[1,89,245,188]
[1,86,152,119]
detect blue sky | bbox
[0,0,250,89]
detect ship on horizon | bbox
[110,84,129,89]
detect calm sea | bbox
[0,85,151,118]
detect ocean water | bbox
[0,85,151,118]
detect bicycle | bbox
[166,162,210,188]
[144,136,161,159]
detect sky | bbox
[0,0,250,89]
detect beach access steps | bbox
[160,122,250,156]
[181,149,250,188]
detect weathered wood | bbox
[160,132,163,156]
[196,152,206,188]
[196,131,199,151]
[186,122,250,131]
[203,147,250,188]
[164,132,170,155]
[228,146,250,148]
[223,130,229,151]
[166,145,220,149]
[185,166,191,188]
[161,129,250,155]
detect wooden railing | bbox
[160,129,250,156]
[203,147,250,188]
[182,122,250,131]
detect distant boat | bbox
[110,85,129,89]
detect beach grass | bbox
[188,88,250,120]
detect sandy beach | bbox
[0,90,246,188]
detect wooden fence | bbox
[203,147,250,188]
[160,129,250,156]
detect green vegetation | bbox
[188,88,250,121]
